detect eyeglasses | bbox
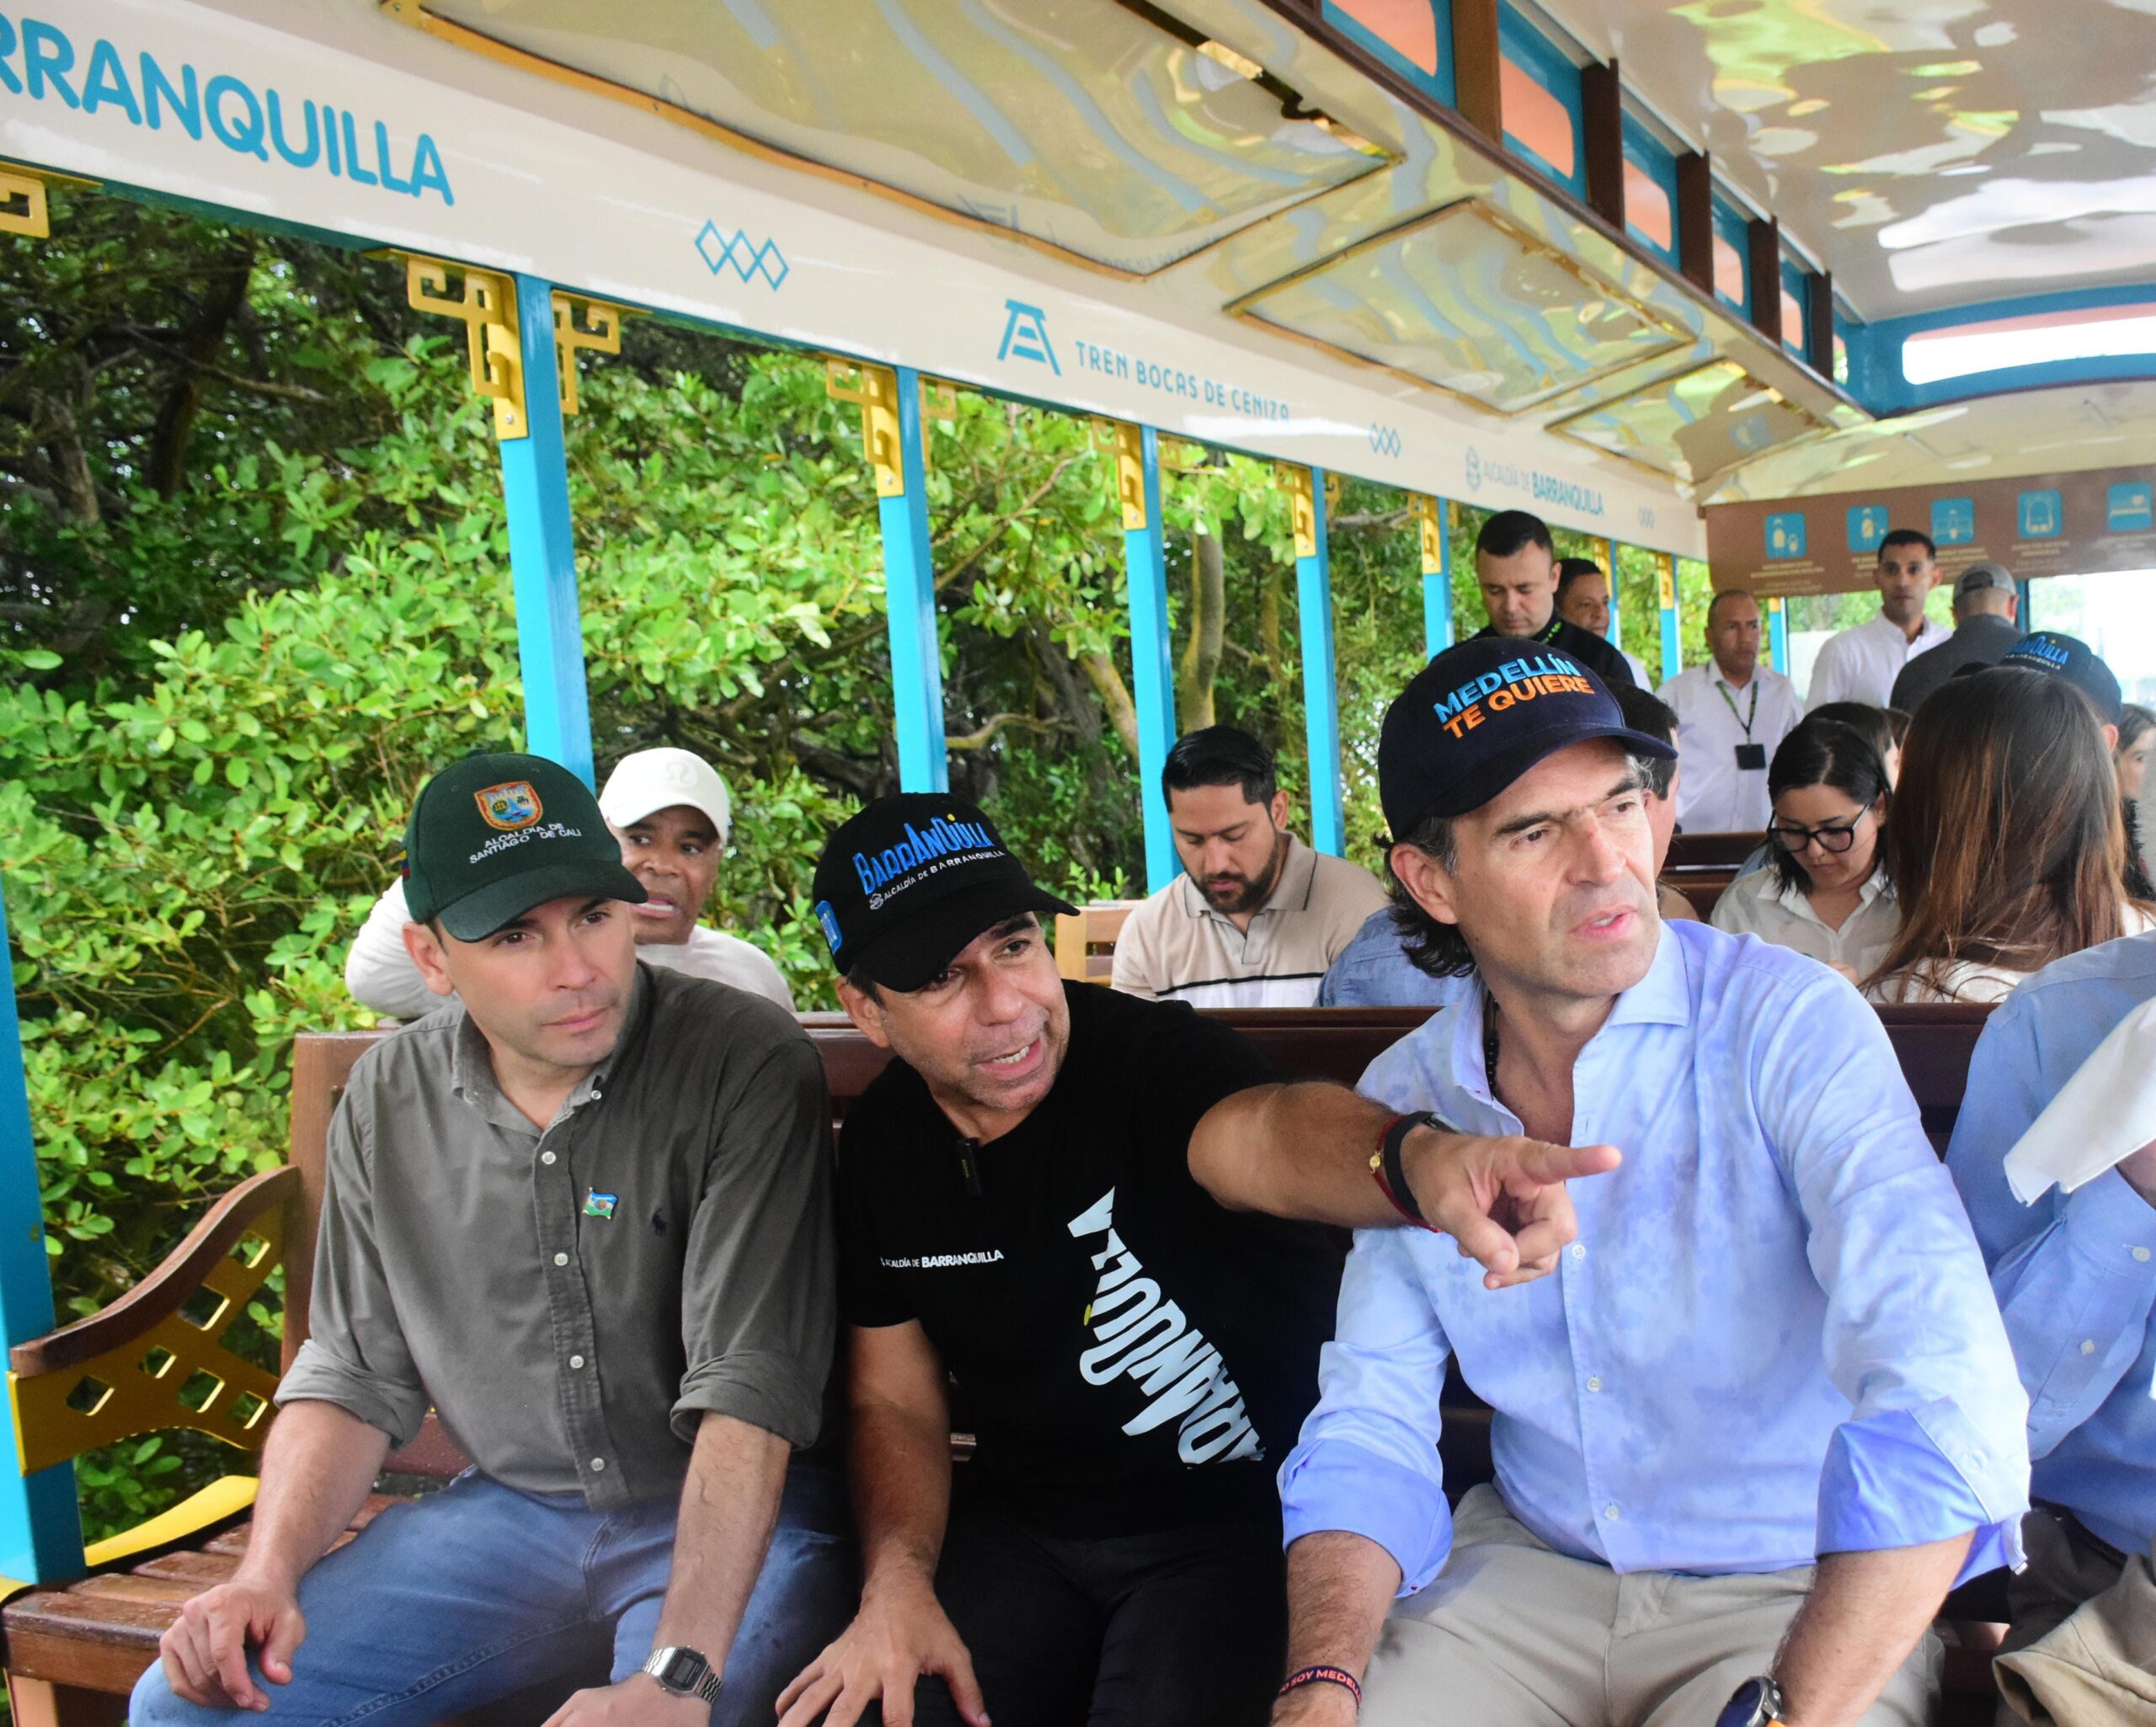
[1769,801,1874,855]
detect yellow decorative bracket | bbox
[1278,463,1319,559]
[550,291,629,418]
[1412,494,1445,577]
[1091,420,1150,531]
[403,253,526,440]
[826,363,958,496]
[1657,552,1677,611]
[0,164,49,238]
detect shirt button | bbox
[590,1457,606,1472]
[541,1151,557,1165]
[1586,1376,1604,1392]
[552,1252,569,1267]
[2082,1340,2098,1356]
[590,1090,603,1101]
[1603,1503,1620,1521]
[2134,1247,2152,1263]
[569,1354,585,1369]
[1571,1244,1587,1261]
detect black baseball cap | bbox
[403,752,646,941]
[1379,638,1675,837]
[810,794,1076,991]
[1999,631,2123,723]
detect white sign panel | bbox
[0,0,1702,555]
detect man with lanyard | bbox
[1945,930,2156,1723]
[1471,510,1636,690]
[1187,640,2030,1727]
[1657,588,1803,832]
[776,795,1343,1727]
[136,753,841,1727]
[1806,530,1949,710]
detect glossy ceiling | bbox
[1554,0,2156,320]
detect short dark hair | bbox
[1806,701,1897,766]
[1878,529,1935,561]
[1555,557,1604,596]
[1612,685,1678,798]
[1476,509,1554,562]
[2120,704,2155,756]
[1765,718,1892,893]
[1162,725,1277,808]
[1705,588,1757,624]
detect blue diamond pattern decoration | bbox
[695,221,789,290]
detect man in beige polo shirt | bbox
[1111,727,1388,1007]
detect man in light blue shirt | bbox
[1193,639,2027,1727]
[1945,932,2156,1719]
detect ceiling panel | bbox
[417,0,1390,273]
[1552,357,1829,481]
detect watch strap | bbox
[643,1645,723,1704]
[1377,1111,1443,1229]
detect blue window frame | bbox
[1620,113,1678,266]
[1497,3,1586,201]
[1322,0,1456,107]
[1710,194,1751,317]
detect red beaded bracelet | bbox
[1278,1664,1362,1706]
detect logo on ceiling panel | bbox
[1369,424,1401,458]
[996,300,1059,373]
[1465,447,1482,493]
[694,221,789,290]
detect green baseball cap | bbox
[403,752,647,941]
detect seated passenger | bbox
[1656,588,1803,832]
[1945,930,2156,1724]
[2116,703,2153,808]
[136,753,847,1727]
[1889,561,2022,715]
[1809,700,1905,786]
[1110,725,1387,1005]
[1866,669,2153,1004]
[1712,717,1898,982]
[1554,557,1649,685]
[1470,509,1636,688]
[1187,638,2029,1727]
[1999,630,2156,901]
[781,795,1343,1727]
[345,746,794,1018]
[1317,677,1694,1005]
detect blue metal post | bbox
[0,884,84,1582]
[1603,537,1623,650]
[2016,578,2035,631]
[1768,597,1790,674]
[1420,496,1454,658]
[499,274,595,787]
[1119,426,1178,893]
[1296,471,1345,856]
[1658,552,1682,685]
[880,366,947,792]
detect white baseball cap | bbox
[598,749,733,844]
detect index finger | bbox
[1509,1140,1622,1186]
[206,1604,264,1711]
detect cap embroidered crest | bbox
[474,781,542,831]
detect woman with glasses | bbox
[1710,718,1897,981]
[1865,669,2156,1004]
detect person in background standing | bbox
[1657,589,1802,832]
[1470,512,1635,689]
[1888,562,2020,714]
[1555,557,1650,687]
[1806,530,1949,710]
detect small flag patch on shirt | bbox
[582,1190,617,1221]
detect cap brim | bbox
[847,879,1079,992]
[1413,724,1676,827]
[599,792,729,834]
[437,858,650,941]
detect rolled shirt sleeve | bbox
[674,1035,836,1449]
[1757,970,2030,1577]
[342,881,445,1022]
[275,1090,430,1447]
[1278,1228,1458,1595]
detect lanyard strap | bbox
[1715,678,1760,740]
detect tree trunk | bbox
[1078,650,1140,760]
[1175,529,1225,733]
[147,243,257,498]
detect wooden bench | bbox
[1664,831,1765,919]
[1053,901,1141,983]
[0,1003,1996,1721]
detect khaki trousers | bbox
[1361,1485,1942,1727]
[1995,1507,2156,1727]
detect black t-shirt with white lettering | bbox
[836,983,1344,1533]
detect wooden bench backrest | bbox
[1053,902,1141,983]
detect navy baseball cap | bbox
[1379,639,1675,837]
[810,794,1076,991]
[1999,631,2122,723]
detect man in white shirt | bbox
[1556,558,1650,688]
[1657,589,1803,831]
[1111,726,1389,1005]
[1805,530,1950,710]
[345,747,796,1017]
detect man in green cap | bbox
[134,753,846,1727]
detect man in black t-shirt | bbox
[1470,509,1636,689]
[776,795,1344,1727]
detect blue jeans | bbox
[129,1458,856,1727]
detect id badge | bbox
[1735,743,1768,770]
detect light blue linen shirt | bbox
[1281,919,2028,1592]
[1315,910,1470,1008]
[1945,931,2156,1558]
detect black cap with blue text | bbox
[1379,638,1676,837]
[810,793,1077,991]
[1999,630,2123,724]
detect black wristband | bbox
[1380,1110,1443,1226]
[1278,1664,1361,1706]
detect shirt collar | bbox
[450,962,649,1122]
[1772,864,1890,920]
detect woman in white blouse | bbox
[1711,717,1898,981]
[1866,669,2155,1004]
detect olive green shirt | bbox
[278,965,835,1506]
